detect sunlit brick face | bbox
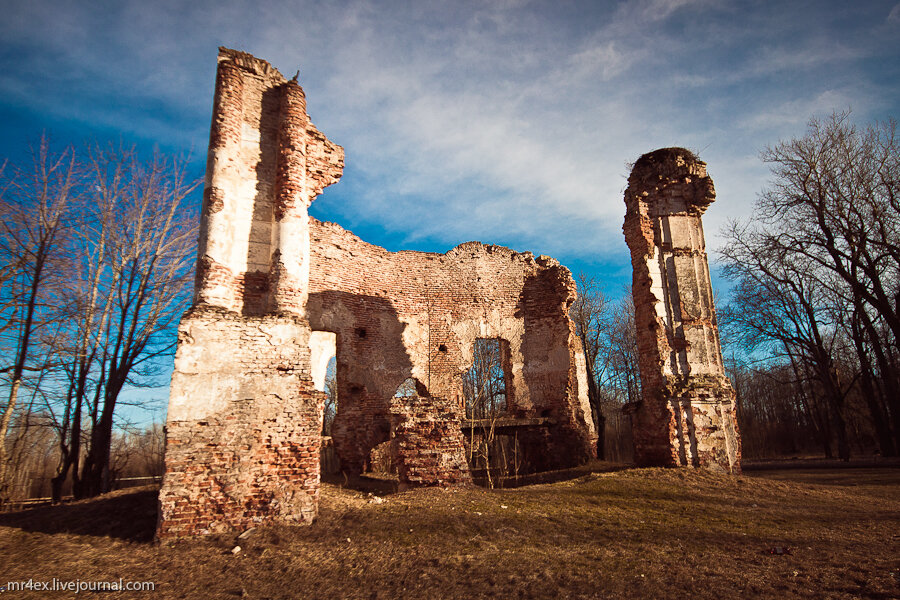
[623,148,741,473]
[158,48,597,538]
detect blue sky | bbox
[2,0,899,420]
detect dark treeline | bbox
[570,277,639,463]
[0,137,198,504]
[720,112,900,460]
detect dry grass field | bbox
[0,464,898,599]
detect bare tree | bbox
[719,111,900,459]
[113,422,166,481]
[0,138,79,501]
[77,147,198,498]
[753,111,900,452]
[721,222,858,460]
[323,357,337,435]
[0,139,199,502]
[49,144,133,501]
[603,293,640,461]
[463,338,507,420]
[603,292,641,406]
[3,410,56,501]
[570,273,608,457]
[463,338,511,487]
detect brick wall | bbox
[306,223,597,476]
[193,47,343,317]
[389,391,473,490]
[158,48,342,538]
[158,309,324,538]
[158,47,598,537]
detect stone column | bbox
[271,81,312,315]
[195,57,244,311]
[623,148,741,473]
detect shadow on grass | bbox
[0,486,158,543]
[321,473,400,495]
[473,460,631,488]
[742,457,900,471]
[323,460,632,494]
[747,467,900,488]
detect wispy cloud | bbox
[567,41,630,81]
[613,0,711,23]
[889,3,900,24]
[738,90,862,133]
[1,0,898,269]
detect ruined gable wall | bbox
[307,219,597,474]
[623,148,741,473]
[194,49,342,316]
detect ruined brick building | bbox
[157,49,739,538]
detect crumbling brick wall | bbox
[623,148,741,473]
[306,227,598,476]
[158,311,324,537]
[193,48,342,316]
[158,47,598,538]
[388,386,473,490]
[158,48,342,538]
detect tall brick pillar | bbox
[271,82,311,315]
[623,148,741,473]
[195,58,244,311]
[158,48,344,538]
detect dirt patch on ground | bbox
[0,466,898,599]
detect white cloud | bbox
[1,0,898,268]
[567,41,630,81]
[888,3,900,24]
[745,41,865,78]
[616,0,710,23]
[738,90,861,133]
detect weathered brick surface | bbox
[623,148,741,473]
[389,391,473,490]
[193,47,343,317]
[306,228,598,476]
[158,48,598,538]
[159,48,342,539]
[158,309,324,538]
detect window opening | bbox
[463,338,507,419]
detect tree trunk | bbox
[583,352,606,460]
[819,363,850,462]
[851,317,896,456]
[51,397,82,503]
[0,379,22,500]
[855,297,900,453]
[79,410,113,498]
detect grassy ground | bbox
[0,464,898,599]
